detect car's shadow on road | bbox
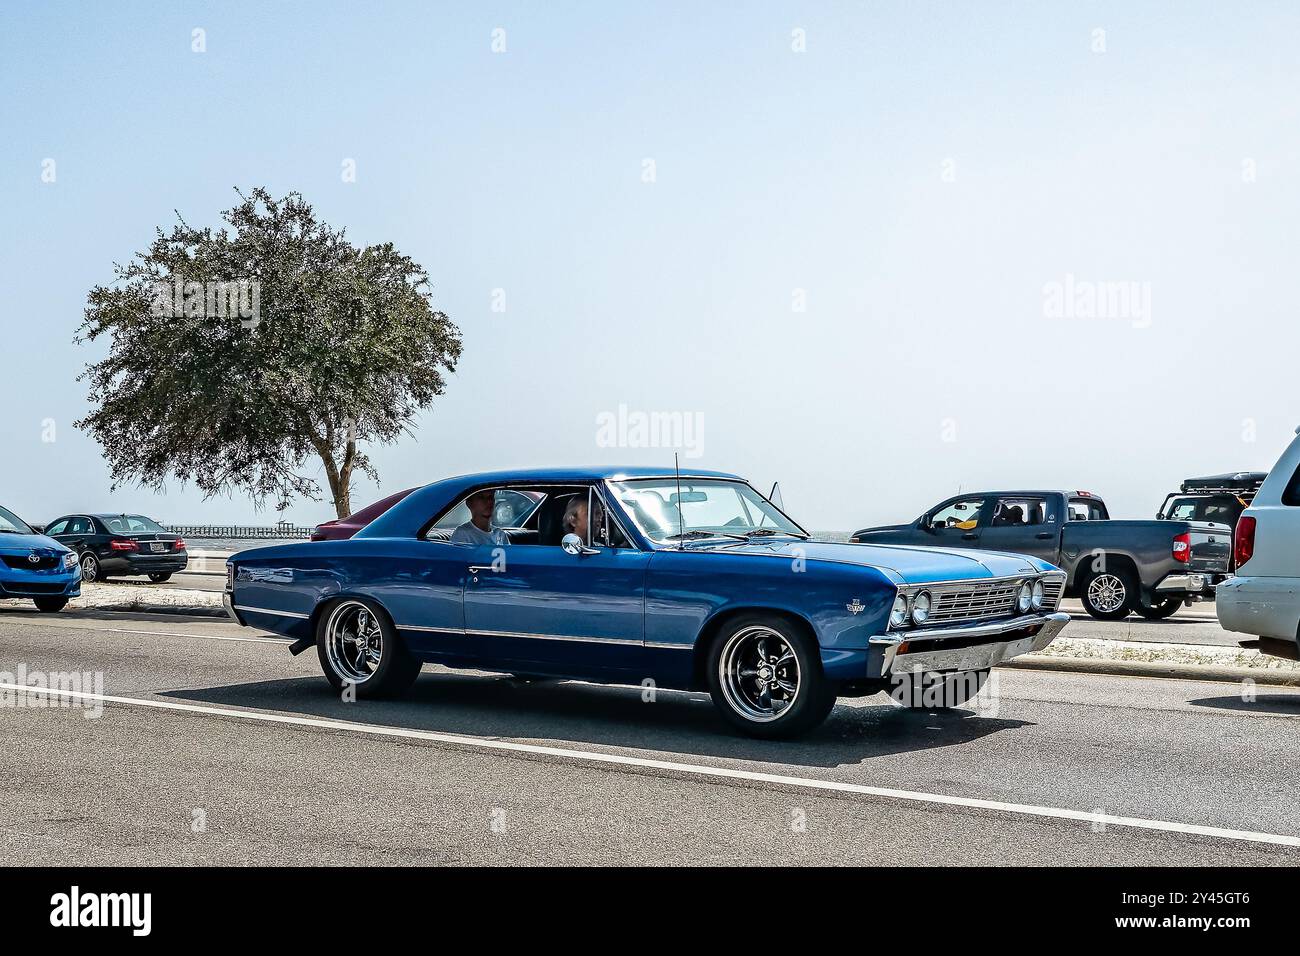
[160,670,1032,769]
[1187,691,1300,716]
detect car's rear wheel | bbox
[891,669,989,709]
[1080,567,1137,620]
[707,614,835,739]
[148,572,173,583]
[316,598,421,699]
[1135,596,1181,620]
[33,597,68,613]
[79,553,100,583]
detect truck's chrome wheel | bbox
[1087,573,1127,614]
[718,625,801,723]
[324,601,383,684]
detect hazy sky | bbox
[2,1,1298,532]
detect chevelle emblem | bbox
[846,598,865,615]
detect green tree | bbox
[77,188,461,517]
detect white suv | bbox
[1217,427,1300,658]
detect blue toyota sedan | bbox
[0,503,81,612]
[224,468,1069,737]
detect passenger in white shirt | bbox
[450,489,509,546]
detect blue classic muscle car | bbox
[224,468,1070,737]
[0,503,81,612]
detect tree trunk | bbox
[307,426,354,519]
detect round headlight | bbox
[890,593,909,628]
[911,590,932,625]
[1016,581,1032,613]
[1031,579,1045,610]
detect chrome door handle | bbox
[467,565,492,574]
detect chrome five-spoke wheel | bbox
[324,600,384,684]
[717,625,803,723]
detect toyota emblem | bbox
[26,553,39,565]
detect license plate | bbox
[150,542,166,553]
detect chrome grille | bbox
[1040,576,1064,610]
[926,581,1019,623]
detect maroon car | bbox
[310,489,417,541]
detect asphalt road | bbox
[0,605,1294,865]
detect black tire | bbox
[33,597,68,613]
[79,552,100,583]
[706,613,836,739]
[315,597,421,699]
[891,669,989,709]
[1135,596,1181,621]
[148,573,173,583]
[1080,566,1137,621]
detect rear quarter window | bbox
[1282,464,1300,506]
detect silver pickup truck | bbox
[851,490,1232,620]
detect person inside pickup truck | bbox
[993,504,1026,526]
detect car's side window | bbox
[45,519,69,536]
[1283,465,1300,506]
[928,498,985,530]
[991,497,1049,526]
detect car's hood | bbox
[685,538,1047,585]
[0,533,68,556]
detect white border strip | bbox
[3,682,1298,850]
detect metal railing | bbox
[164,524,314,540]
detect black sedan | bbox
[43,514,188,583]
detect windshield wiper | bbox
[663,529,748,542]
[741,528,809,540]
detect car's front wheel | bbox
[707,614,835,739]
[79,553,100,583]
[1080,567,1137,620]
[33,597,68,613]
[316,598,421,699]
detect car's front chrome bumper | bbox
[869,611,1070,676]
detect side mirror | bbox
[561,533,600,556]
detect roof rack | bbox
[1179,472,1267,500]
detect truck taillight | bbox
[1172,532,1191,563]
[225,564,234,592]
[1235,516,1256,569]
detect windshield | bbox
[0,505,34,535]
[608,478,805,543]
[104,514,168,534]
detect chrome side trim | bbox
[645,641,693,651]
[474,628,641,647]
[397,625,644,648]
[233,604,310,620]
[397,624,465,635]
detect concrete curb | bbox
[1003,635,1300,687]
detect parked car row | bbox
[0,508,188,612]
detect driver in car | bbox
[562,495,605,546]
[451,489,510,546]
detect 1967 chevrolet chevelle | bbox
[225,468,1069,737]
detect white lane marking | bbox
[3,682,1298,850]
[0,618,285,646]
